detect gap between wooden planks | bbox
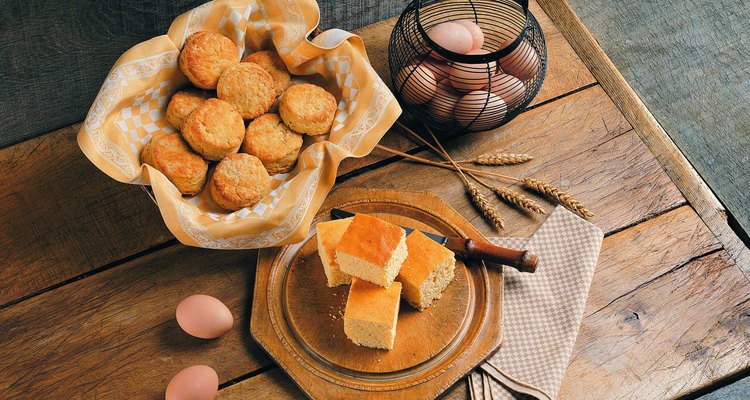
[0,0,595,306]
[1,82,737,399]
[536,0,750,278]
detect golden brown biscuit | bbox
[217,63,275,120]
[242,113,303,174]
[241,50,291,96]
[279,83,337,135]
[210,153,271,211]
[166,89,212,130]
[182,98,245,161]
[141,132,208,195]
[179,31,238,89]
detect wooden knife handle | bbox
[446,238,538,273]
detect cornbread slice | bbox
[344,278,402,350]
[335,214,408,288]
[397,231,456,310]
[316,217,354,287]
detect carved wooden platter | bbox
[251,188,503,399]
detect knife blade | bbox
[329,208,537,273]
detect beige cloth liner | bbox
[470,206,604,400]
[78,0,401,249]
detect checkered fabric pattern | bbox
[115,81,175,157]
[245,0,272,51]
[218,5,254,58]
[470,206,604,400]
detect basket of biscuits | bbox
[78,0,401,249]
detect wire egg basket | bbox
[388,0,547,132]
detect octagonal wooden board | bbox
[251,188,503,400]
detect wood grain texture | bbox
[562,250,750,399]
[536,0,750,276]
[0,245,270,399]
[564,0,750,243]
[216,367,470,399]
[338,86,684,238]
[0,124,172,305]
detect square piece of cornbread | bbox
[343,278,402,350]
[335,213,407,288]
[397,230,456,310]
[316,217,353,287]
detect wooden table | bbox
[1,1,748,399]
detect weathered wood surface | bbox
[0,245,270,399]
[560,0,750,258]
[0,0,404,149]
[0,3,595,305]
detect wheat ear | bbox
[467,181,506,230]
[490,185,546,215]
[467,153,534,165]
[522,178,594,218]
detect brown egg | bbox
[165,365,218,400]
[428,79,462,122]
[449,49,497,92]
[454,19,485,50]
[408,57,451,82]
[485,73,526,109]
[176,294,234,339]
[396,65,437,105]
[498,39,539,81]
[454,90,507,131]
[427,22,474,54]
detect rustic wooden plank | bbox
[339,0,597,176]
[0,124,173,305]
[0,245,270,399]
[536,0,750,277]
[564,0,750,247]
[584,205,722,316]
[338,85,683,238]
[561,249,750,399]
[0,4,597,306]
[216,367,470,399]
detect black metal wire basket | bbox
[388,0,547,132]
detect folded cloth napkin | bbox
[469,206,604,400]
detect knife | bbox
[330,208,538,273]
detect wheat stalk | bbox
[522,178,594,218]
[490,185,546,215]
[467,181,506,230]
[452,152,534,165]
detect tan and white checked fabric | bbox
[78,0,400,250]
[470,206,604,400]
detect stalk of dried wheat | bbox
[467,181,506,230]
[522,178,594,218]
[469,153,534,165]
[490,185,546,215]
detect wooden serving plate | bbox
[251,188,503,399]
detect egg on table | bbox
[426,22,474,55]
[396,65,437,105]
[454,90,507,130]
[453,19,484,50]
[498,39,539,81]
[428,79,462,122]
[449,49,497,92]
[165,365,219,400]
[485,73,526,109]
[176,294,234,339]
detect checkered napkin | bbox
[469,206,604,400]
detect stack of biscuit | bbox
[142,31,338,211]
